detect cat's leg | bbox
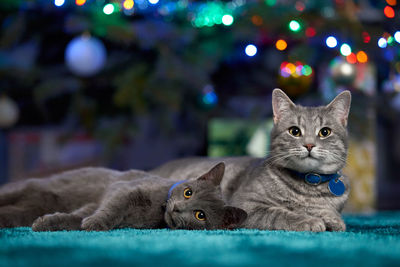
[0,184,25,207]
[0,205,40,227]
[244,206,326,232]
[306,208,346,232]
[81,190,128,231]
[32,203,98,231]
[0,181,61,228]
[81,187,148,231]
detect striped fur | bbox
[151,89,351,232]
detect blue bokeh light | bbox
[245,44,257,57]
[202,92,218,106]
[54,0,65,7]
[325,36,337,48]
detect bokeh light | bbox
[305,27,316,37]
[388,36,394,45]
[378,37,388,48]
[395,31,400,43]
[280,62,312,77]
[123,0,134,10]
[340,43,351,56]
[251,15,263,26]
[326,36,337,48]
[149,0,160,5]
[356,51,368,63]
[302,65,313,76]
[222,14,234,26]
[245,44,257,57]
[346,53,357,64]
[275,39,287,51]
[103,3,115,15]
[75,0,86,6]
[54,0,65,7]
[193,2,232,28]
[286,63,296,73]
[289,20,301,32]
[340,62,355,76]
[265,0,277,6]
[384,6,395,18]
[295,1,305,12]
[386,0,397,5]
[362,32,371,43]
[203,92,218,106]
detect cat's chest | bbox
[281,181,348,210]
[265,170,349,210]
[121,193,167,227]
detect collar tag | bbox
[328,179,346,196]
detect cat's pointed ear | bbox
[326,90,351,127]
[221,206,247,229]
[197,162,225,186]
[272,88,295,124]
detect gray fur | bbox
[0,163,247,231]
[151,89,351,232]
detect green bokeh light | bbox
[265,0,277,6]
[302,65,313,76]
[193,2,233,28]
[103,3,115,15]
[222,14,234,26]
[289,20,301,32]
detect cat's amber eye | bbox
[194,210,206,221]
[318,127,332,138]
[289,126,302,137]
[183,188,193,199]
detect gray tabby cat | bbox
[151,89,351,232]
[0,163,247,231]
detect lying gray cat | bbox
[151,89,351,232]
[0,163,247,231]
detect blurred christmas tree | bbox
[0,0,398,147]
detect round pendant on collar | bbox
[305,173,322,185]
[328,179,346,196]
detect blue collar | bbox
[290,170,340,185]
[167,180,187,200]
[289,170,345,196]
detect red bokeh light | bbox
[362,32,371,43]
[384,6,395,18]
[295,1,305,12]
[346,53,357,64]
[305,27,316,37]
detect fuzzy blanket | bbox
[1,212,399,267]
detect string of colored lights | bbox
[50,0,400,65]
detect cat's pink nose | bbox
[304,144,315,152]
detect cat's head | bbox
[164,162,247,230]
[270,88,351,174]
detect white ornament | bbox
[0,96,19,128]
[65,35,107,77]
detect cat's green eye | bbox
[318,127,331,138]
[183,188,192,199]
[289,126,302,137]
[194,210,206,221]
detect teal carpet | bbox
[1,212,400,267]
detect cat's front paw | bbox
[81,217,110,231]
[293,217,326,232]
[32,216,48,231]
[32,213,82,231]
[323,217,346,232]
